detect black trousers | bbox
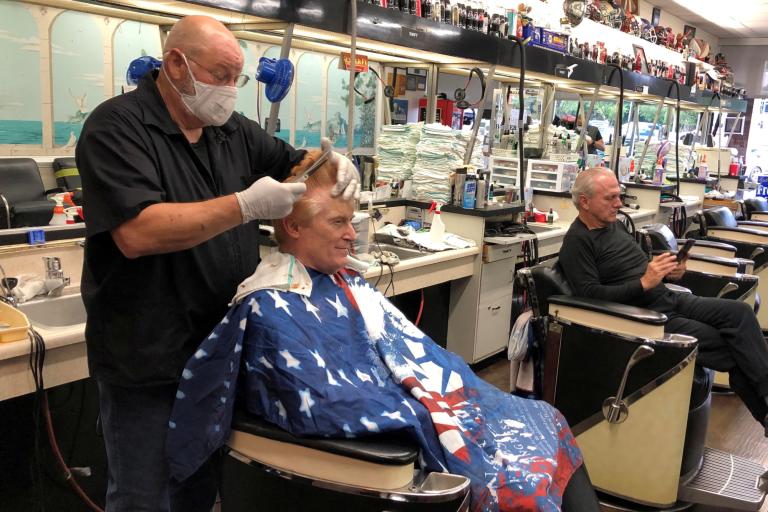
[654,291,768,423]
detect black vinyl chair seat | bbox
[231,409,419,466]
[0,158,55,228]
[744,197,768,218]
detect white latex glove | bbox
[235,176,306,222]
[585,135,593,144]
[321,138,360,201]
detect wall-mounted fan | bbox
[256,57,294,103]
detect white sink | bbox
[17,293,86,328]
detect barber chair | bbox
[0,158,57,228]
[639,223,758,304]
[694,206,768,330]
[519,263,768,510]
[221,410,470,512]
[51,157,83,205]
[742,197,768,222]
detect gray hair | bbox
[571,168,614,208]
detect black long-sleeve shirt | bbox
[559,218,667,307]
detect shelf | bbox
[180,0,748,112]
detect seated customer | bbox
[166,151,599,511]
[559,168,768,434]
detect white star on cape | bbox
[402,399,416,416]
[325,294,348,318]
[194,348,207,359]
[298,388,315,418]
[338,369,357,387]
[360,416,379,432]
[258,356,273,369]
[310,349,326,368]
[267,290,292,317]
[249,297,262,317]
[326,369,341,386]
[275,400,287,421]
[302,296,321,322]
[382,410,407,423]
[355,368,373,384]
[279,350,301,369]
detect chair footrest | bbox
[678,447,767,511]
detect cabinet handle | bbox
[502,249,512,254]
[488,306,501,311]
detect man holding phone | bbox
[559,168,768,435]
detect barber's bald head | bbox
[163,16,238,60]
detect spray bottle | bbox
[428,201,445,244]
[698,154,709,180]
[49,192,74,226]
[653,159,665,186]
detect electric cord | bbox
[604,64,624,174]
[415,288,425,327]
[510,37,526,192]
[28,326,104,512]
[454,67,487,110]
[662,193,688,238]
[353,67,394,105]
[665,79,682,197]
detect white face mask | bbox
[165,53,237,126]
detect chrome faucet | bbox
[43,257,70,296]
[0,262,17,307]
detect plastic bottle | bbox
[49,192,69,225]
[698,154,709,180]
[475,175,487,209]
[429,202,445,243]
[462,172,477,208]
[653,159,665,185]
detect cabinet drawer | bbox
[483,243,520,263]
[480,259,516,303]
[475,294,513,361]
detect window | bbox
[0,2,41,145]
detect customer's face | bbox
[583,173,622,227]
[293,188,356,274]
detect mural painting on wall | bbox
[52,11,106,148]
[0,2,42,145]
[113,20,162,96]
[296,53,323,148]
[327,58,376,149]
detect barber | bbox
[76,15,358,512]
[576,112,605,154]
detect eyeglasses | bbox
[186,54,250,88]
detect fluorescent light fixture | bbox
[672,0,755,30]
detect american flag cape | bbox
[167,267,582,511]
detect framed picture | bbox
[683,24,696,43]
[391,99,408,124]
[632,44,648,74]
[651,7,660,26]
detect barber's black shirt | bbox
[559,218,667,307]
[586,125,602,154]
[76,71,305,386]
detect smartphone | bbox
[677,239,696,262]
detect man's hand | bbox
[235,176,306,222]
[640,253,679,290]
[666,258,687,282]
[321,138,360,201]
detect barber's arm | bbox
[559,235,647,303]
[113,178,305,258]
[591,128,605,151]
